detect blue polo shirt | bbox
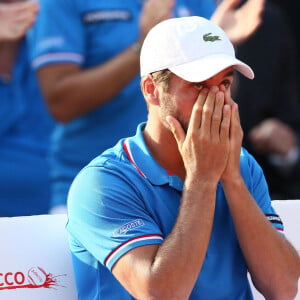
[67,123,284,299]
[28,0,216,210]
[0,39,54,216]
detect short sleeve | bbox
[67,162,164,271]
[28,0,85,69]
[241,149,284,232]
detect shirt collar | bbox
[123,123,183,191]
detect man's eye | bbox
[193,82,203,90]
[222,80,231,89]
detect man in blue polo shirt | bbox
[67,17,300,299]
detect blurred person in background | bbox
[28,0,265,214]
[233,1,300,200]
[0,0,54,216]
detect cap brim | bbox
[169,54,254,82]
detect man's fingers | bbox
[200,87,218,136]
[217,0,241,13]
[220,104,231,142]
[229,103,243,146]
[7,1,39,16]
[246,0,265,12]
[232,102,241,124]
[140,0,174,39]
[211,91,225,141]
[189,88,208,133]
[166,116,186,150]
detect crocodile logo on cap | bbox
[203,33,221,42]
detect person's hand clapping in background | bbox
[0,1,38,41]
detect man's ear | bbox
[141,75,160,106]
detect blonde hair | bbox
[150,69,172,91]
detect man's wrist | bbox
[184,176,219,192]
[221,173,243,187]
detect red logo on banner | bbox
[0,267,66,290]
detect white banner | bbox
[0,214,77,300]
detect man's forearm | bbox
[222,177,300,299]
[37,43,141,123]
[124,180,218,300]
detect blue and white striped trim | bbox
[32,52,84,69]
[105,234,163,270]
[266,213,284,232]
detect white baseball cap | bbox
[140,16,254,82]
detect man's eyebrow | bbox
[225,70,234,77]
[191,69,235,84]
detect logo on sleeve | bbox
[83,10,132,23]
[266,214,283,224]
[113,219,145,236]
